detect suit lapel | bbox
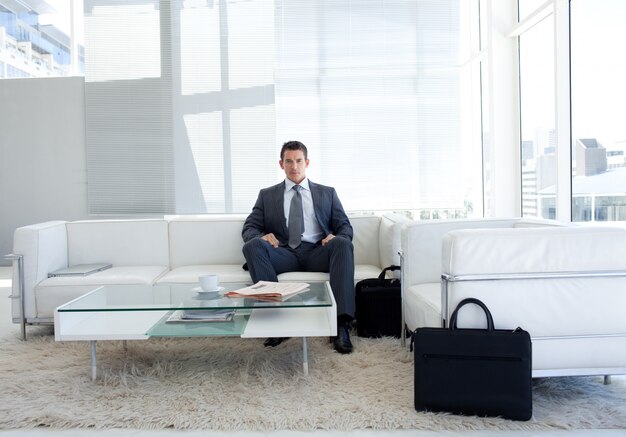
[309,181,320,214]
[274,182,287,236]
[308,181,327,233]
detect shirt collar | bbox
[285,178,310,192]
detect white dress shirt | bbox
[284,178,324,244]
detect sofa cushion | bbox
[35,285,101,319]
[350,215,382,267]
[39,266,168,286]
[277,264,384,283]
[157,265,251,284]
[35,265,169,319]
[277,271,330,282]
[168,216,248,268]
[378,213,410,271]
[158,264,382,285]
[67,219,170,266]
[404,282,441,331]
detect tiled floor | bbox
[1,266,624,437]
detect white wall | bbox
[0,77,89,265]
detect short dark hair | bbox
[280,141,308,160]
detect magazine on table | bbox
[166,309,235,323]
[224,281,310,301]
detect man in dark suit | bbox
[242,140,355,354]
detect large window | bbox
[275,1,483,216]
[571,0,626,222]
[84,0,485,217]
[516,0,626,224]
[519,4,557,220]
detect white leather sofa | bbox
[10,213,410,332]
[401,218,626,378]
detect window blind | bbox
[85,0,175,214]
[275,0,474,213]
[85,0,480,216]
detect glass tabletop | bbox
[56,282,332,312]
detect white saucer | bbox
[193,286,225,294]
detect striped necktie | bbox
[288,185,304,249]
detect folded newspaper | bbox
[166,309,234,323]
[224,281,310,301]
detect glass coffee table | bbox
[54,282,336,380]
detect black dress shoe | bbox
[264,337,290,347]
[332,323,353,354]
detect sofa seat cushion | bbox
[34,266,168,319]
[35,285,102,319]
[277,271,329,282]
[39,266,168,286]
[157,265,252,284]
[276,264,383,283]
[404,282,441,331]
[354,264,388,282]
[158,264,383,285]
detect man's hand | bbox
[261,233,280,248]
[321,234,336,246]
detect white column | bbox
[485,0,521,218]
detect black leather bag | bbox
[355,265,401,338]
[413,298,532,421]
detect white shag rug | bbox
[2,326,626,431]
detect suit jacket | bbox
[242,180,353,245]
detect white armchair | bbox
[400,218,626,378]
[400,218,560,332]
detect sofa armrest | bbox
[401,218,528,287]
[440,226,626,337]
[379,213,412,273]
[12,221,68,321]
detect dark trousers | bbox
[242,237,355,318]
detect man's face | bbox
[280,149,309,184]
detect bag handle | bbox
[377,265,401,283]
[449,297,494,331]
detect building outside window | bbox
[0,0,83,78]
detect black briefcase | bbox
[413,298,532,421]
[355,265,401,338]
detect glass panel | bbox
[275,0,483,219]
[481,58,492,216]
[518,0,550,22]
[571,0,626,222]
[519,14,556,219]
[479,0,488,50]
[179,1,221,95]
[148,313,250,337]
[82,0,482,216]
[57,283,332,312]
[0,0,84,78]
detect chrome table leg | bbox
[91,340,97,381]
[302,337,309,375]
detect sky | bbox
[570,0,626,150]
[521,0,626,151]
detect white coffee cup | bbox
[199,274,219,292]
